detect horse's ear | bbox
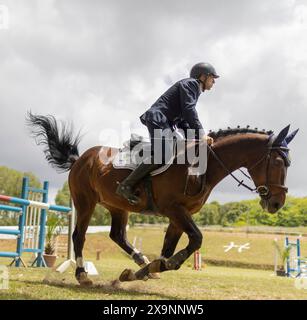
[285,128,299,144]
[272,124,291,146]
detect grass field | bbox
[0,227,307,300]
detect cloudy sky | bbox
[0,0,306,203]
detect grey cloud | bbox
[0,0,306,202]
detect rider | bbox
[116,62,219,205]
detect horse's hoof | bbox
[77,272,93,287]
[119,268,137,282]
[148,272,160,279]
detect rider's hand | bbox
[201,135,214,146]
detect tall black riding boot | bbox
[116,158,162,205]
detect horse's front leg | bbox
[120,205,202,281]
[108,208,159,279]
[160,222,183,259]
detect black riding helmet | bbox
[190,62,219,79]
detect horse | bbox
[26,113,298,286]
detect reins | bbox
[207,145,256,192]
[205,139,289,198]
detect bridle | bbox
[248,145,289,199]
[207,136,290,200]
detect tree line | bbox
[1,166,307,227]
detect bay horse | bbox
[27,113,298,286]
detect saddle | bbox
[113,131,208,173]
[112,132,207,213]
[127,133,150,151]
[112,133,178,175]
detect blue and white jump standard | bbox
[0,177,71,267]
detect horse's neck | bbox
[207,134,268,188]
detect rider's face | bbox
[206,75,215,90]
[200,75,215,91]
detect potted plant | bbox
[273,240,291,277]
[43,215,64,268]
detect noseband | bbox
[207,137,289,200]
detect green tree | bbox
[0,166,40,197]
[0,166,41,225]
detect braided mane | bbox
[207,125,273,140]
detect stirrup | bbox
[116,184,140,205]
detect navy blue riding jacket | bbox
[140,78,205,137]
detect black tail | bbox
[26,112,81,172]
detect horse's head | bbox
[247,125,299,213]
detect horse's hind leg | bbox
[106,206,159,279]
[72,194,97,286]
[119,222,182,282]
